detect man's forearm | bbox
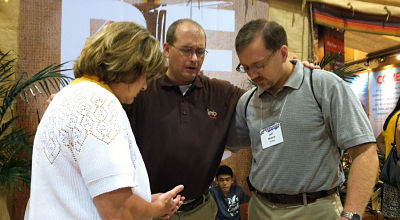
[343,143,379,216]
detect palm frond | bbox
[0,159,31,193]
[0,128,33,153]
[0,128,32,162]
[0,52,16,77]
[0,128,32,192]
[0,50,71,194]
[0,117,18,137]
[0,128,32,194]
[316,53,364,82]
[334,65,364,83]
[4,63,72,107]
[315,53,343,69]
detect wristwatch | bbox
[341,211,361,220]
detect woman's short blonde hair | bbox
[74,21,166,84]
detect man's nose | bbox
[189,51,199,61]
[247,67,259,79]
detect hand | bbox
[302,61,321,69]
[292,56,321,70]
[151,193,162,202]
[45,93,56,108]
[153,185,185,219]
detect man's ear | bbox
[280,45,289,62]
[163,42,170,58]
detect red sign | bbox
[325,35,344,53]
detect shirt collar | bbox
[256,60,304,97]
[69,74,114,94]
[159,74,203,89]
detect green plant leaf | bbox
[316,53,364,82]
[0,50,71,194]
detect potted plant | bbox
[0,50,71,219]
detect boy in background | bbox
[210,165,248,220]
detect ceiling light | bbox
[397,54,400,60]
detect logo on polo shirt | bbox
[207,108,217,119]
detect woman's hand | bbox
[151,185,185,219]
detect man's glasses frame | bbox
[236,50,277,74]
[169,44,208,58]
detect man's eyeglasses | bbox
[170,44,208,58]
[236,51,276,74]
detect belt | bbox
[178,192,209,212]
[257,187,338,205]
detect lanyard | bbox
[261,93,289,122]
[277,94,288,121]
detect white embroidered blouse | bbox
[26,79,151,219]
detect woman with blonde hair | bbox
[26,21,184,220]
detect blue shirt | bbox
[210,185,247,220]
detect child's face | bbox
[217,174,233,195]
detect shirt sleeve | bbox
[77,99,136,198]
[237,186,247,204]
[226,89,253,150]
[316,71,376,150]
[209,186,217,199]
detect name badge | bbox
[260,122,283,149]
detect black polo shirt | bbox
[124,74,244,199]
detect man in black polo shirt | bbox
[124,19,317,220]
[124,19,244,219]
